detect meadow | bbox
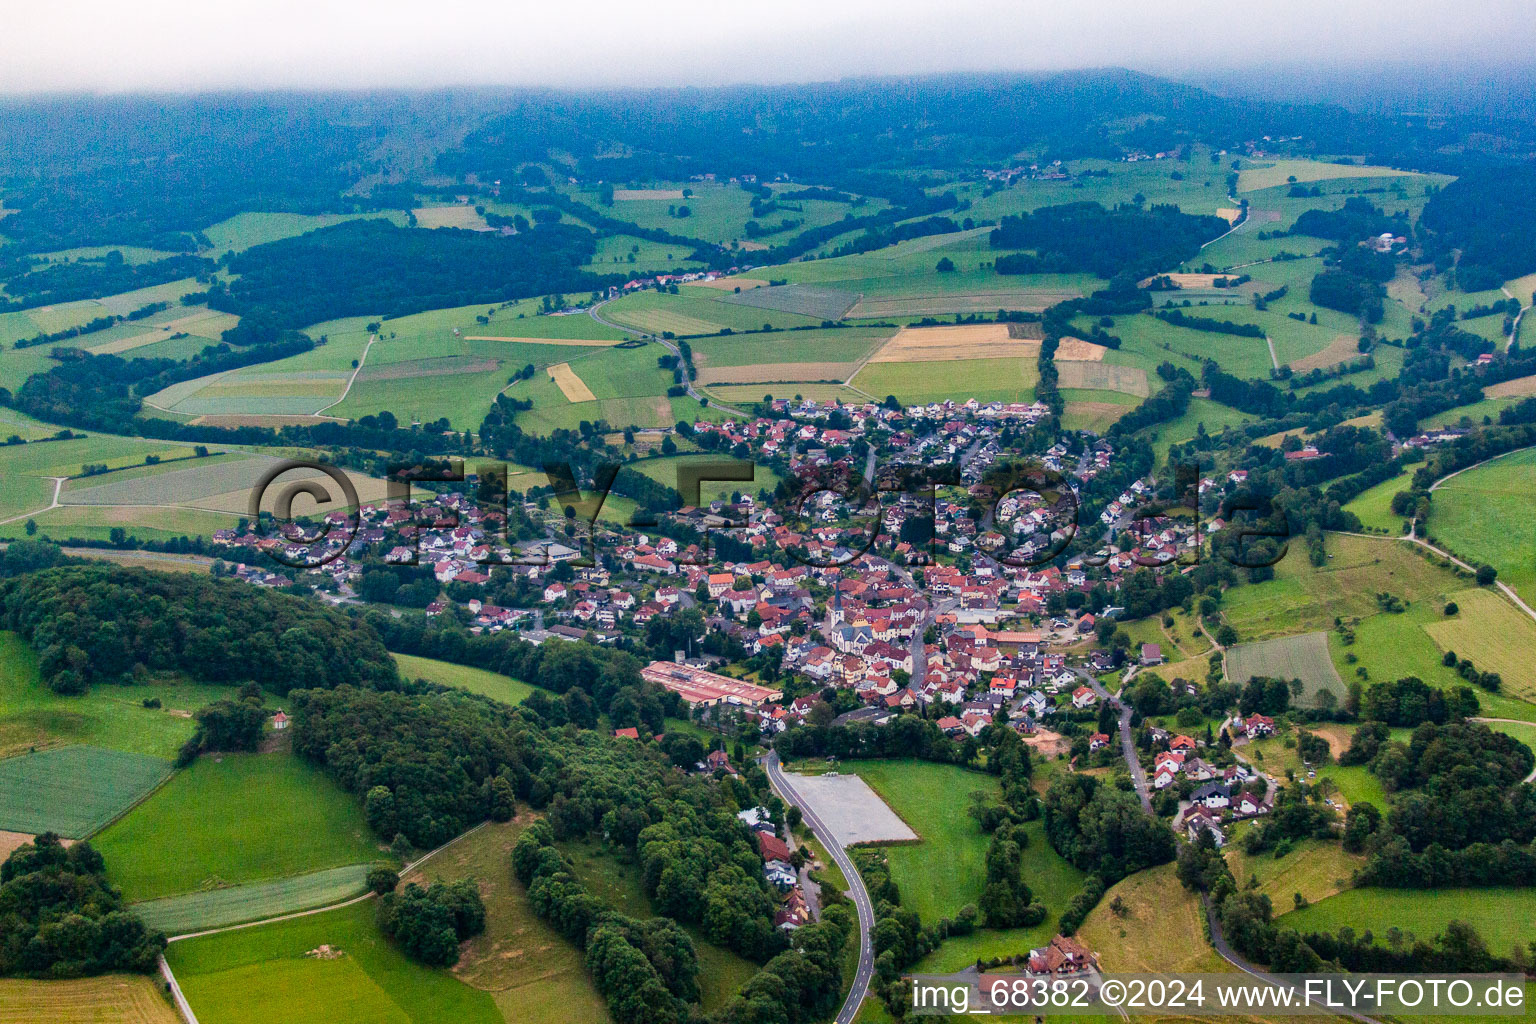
[1425,446,1536,606]
[0,631,238,759]
[1222,838,1363,909]
[392,653,535,706]
[136,863,379,935]
[0,432,206,521]
[0,745,171,838]
[1076,862,1231,974]
[1279,886,1536,956]
[167,899,500,1024]
[837,759,1086,929]
[1422,588,1536,701]
[1342,467,1416,533]
[94,752,385,901]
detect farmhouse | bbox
[641,661,783,708]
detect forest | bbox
[212,218,613,338]
[0,564,398,695]
[990,202,1228,279]
[1419,165,1536,289]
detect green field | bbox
[851,357,1037,405]
[168,898,500,1024]
[394,820,614,1024]
[0,632,247,759]
[837,759,1086,939]
[0,433,204,520]
[1426,446,1536,606]
[392,654,535,706]
[94,753,384,901]
[201,211,405,253]
[0,745,171,837]
[135,863,380,935]
[1225,631,1345,703]
[1343,467,1416,533]
[1280,886,1536,956]
[1223,838,1363,909]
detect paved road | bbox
[765,753,874,1024]
[1204,896,1387,1024]
[587,298,747,417]
[1081,670,1150,811]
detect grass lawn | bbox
[94,753,385,901]
[1426,446,1536,607]
[0,745,171,838]
[559,839,759,1014]
[168,898,499,1024]
[392,654,535,707]
[1279,886,1536,957]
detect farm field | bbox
[1236,158,1420,193]
[1141,396,1257,466]
[0,502,237,544]
[690,326,891,382]
[1422,588,1536,701]
[1279,886,1536,956]
[1076,862,1232,975]
[168,898,500,1024]
[0,975,179,1024]
[201,211,405,252]
[60,451,388,518]
[627,453,783,502]
[1225,632,1345,704]
[0,745,171,837]
[1058,391,1139,433]
[94,753,385,901]
[135,862,379,935]
[0,433,207,521]
[392,653,535,706]
[851,357,1037,405]
[1219,533,1464,642]
[0,632,243,759]
[1425,446,1536,605]
[716,283,859,320]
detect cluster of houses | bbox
[738,807,814,931]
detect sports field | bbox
[0,975,179,1024]
[135,862,379,935]
[168,899,501,1024]
[0,745,172,837]
[1225,632,1345,703]
[1426,446,1536,606]
[94,753,384,901]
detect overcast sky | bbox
[6,0,1534,94]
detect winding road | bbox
[764,752,874,1024]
